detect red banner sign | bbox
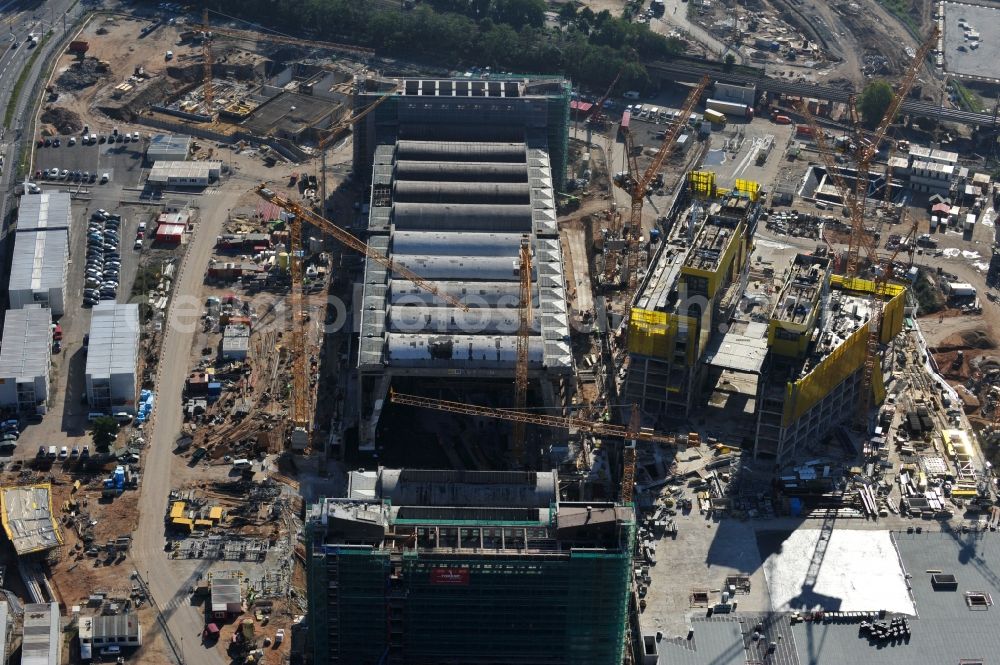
[430,568,469,585]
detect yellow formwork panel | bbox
[783,322,870,426]
[628,308,697,363]
[628,309,669,357]
[830,274,905,298]
[734,179,761,202]
[688,171,716,198]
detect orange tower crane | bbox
[389,389,680,502]
[255,187,469,449]
[612,76,710,288]
[512,236,533,465]
[202,8,214,113]
[843,27,939,277]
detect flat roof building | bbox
[625,172,762,417]
[17,191,72,232]
[353,76,574,449]
[21,602,60,665]
[0,484,62,555]
[8,228,68,316]
[146,134,191,162]
[209,577,243,617]
[0,306,52,412]
[85,303,140,412]
[79,612,142,660]
[148,161,222,187]
[221,324,249,361]
[306,468,634,665]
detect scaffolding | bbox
[307,521,634,665]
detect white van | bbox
[232,458,252,470]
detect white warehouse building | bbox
[0,305,52,412]
[148,160,222,187]
[146,134,191,162]
[85,303,140,412]
[9,193,71,316]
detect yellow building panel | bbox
[734,179,761,202]
[170,501,186,519]
[627,308,697,363]
[209,506,224,521]
[688,171,716,198]
[782,321,870,426]
[194,519,214,529]
[172,517,194,531]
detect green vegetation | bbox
[858,80,894,127]
[950,79,984,113]
[876,0,919,34]
[215,0,683,90]
[4,35,50,127]
[91,416,119,451]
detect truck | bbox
[772,114,792,125]
[706,98,753,119]
[795,124,814,137]
[704,109,727,125]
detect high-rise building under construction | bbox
[305,468,635,665]
[350,76,575,451]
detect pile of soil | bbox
[56,58,103,90]
[935,328,995,352]
[39,107,83,135]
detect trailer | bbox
[706,98,753,119]
[704,109,727,125]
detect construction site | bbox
[0,0,999,662]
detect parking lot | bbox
[33,129,146,190]
[0,135,158,466]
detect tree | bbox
[859,80,894,128]
[723,53,736,72]
[91,416,119,451]
[490,0,546,29]
[558,2,577,26]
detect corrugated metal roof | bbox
[16,192,72,232]
[85,303,139,380]
[0,306,51,381]
[8,229,67,293]
[21,602,59,665]
[147,134,191,156]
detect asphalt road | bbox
[0,0,84,234]
[130,186,243,665]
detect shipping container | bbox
[704,109,727,125]
[618,110,631,139]
[795,124,814,137]
[706,98,752,119]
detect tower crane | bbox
[610,76,710,288]
[512,237,533,466]
[389,389,681,502]
[201,8,214,113]
[254,187,469,449]
[200,10,373,59]
[585,67,623,129]
[843,27,939,277]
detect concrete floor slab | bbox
[760,529,915,614]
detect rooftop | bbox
[22,602,59,665]
[9,229,67,294]
[349,468,558,508]
[79,612,141,642]
[148,161,222,183]
[16,191,71,232]
[908,145,959,164]
[684,197,750,273]
[704,325,770,374]
[85,303,139,381]
[147,134,191,156]
[210,577,242,614]
[771,253,831,325]
[0,306,52,382]
[242,90,340,138]
[0,484,62,555]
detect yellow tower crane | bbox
[512,236,533,466]
[255,187,469,449]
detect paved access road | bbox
[129,187,243,665]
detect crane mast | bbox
[512,236,533,465]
